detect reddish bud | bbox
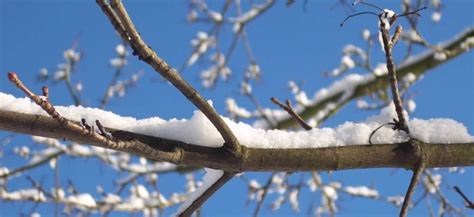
[7,72,18,82]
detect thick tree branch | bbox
[96,0,241,154]
[275,27,474,129]
[1,110,472,172]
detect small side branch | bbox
[7,72,134,154]
[379,24,409,134]
[399,163,425,217]
[271,97,312,130]
[177,171,235,217]
[454,186,474,209]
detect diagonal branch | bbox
[454,186,474,209]
[96,0,241,154]
[271,97,312,130]
[177,171,235,217]
[399,140,427,217]
[0,149,65,179]
[274,27,474,129]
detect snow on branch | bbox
[1,92,472,149]
[0,92,473,172]
[263,27,474,129]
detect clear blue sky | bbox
[1,0,473,216]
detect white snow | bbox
[0,167,9,176]
[174,168,224,216]
[0,188,46,202]
[115,44,126,56]
[362,29,371,41]
[344,186,379,198]
[66,193,97,208]
[431,12,442,23]
[1,92,472,148]
[208,11,222,23]
[423,174,441,194]
[434,51,447,61]
[226,98,252,119]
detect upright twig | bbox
[97,0,240,153]
[379,24,409,134]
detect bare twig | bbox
[253,172,277,217]
[8,72,67,124]
[422,170,463,215]
[368,122,394,145]
[454,186,474,209]
[7,72,132,153]
[178,172,235,217]
[97,0,241,153]
[0,149,65,178]
[271,97,312,130]
[379,24,409,134]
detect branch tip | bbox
[7,72,18,82]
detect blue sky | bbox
[1,0,473,216]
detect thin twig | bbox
[454,186,474,209]
[178,172,235,217]
[368,122,394,145]
[399,163,424,217]
[8,72,67,124]
[253,172,277,217]
[8,72,127,152]
[271,97,312,130]
[0,149,65,178]
[379,23,409,134]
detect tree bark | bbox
[1,110,472,172]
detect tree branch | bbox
[177,172,235,217]
[380,24,409,133]
[96,0,241,154]
[274,27,474,129]
[399,140,427,217]
[1,110,472,172]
